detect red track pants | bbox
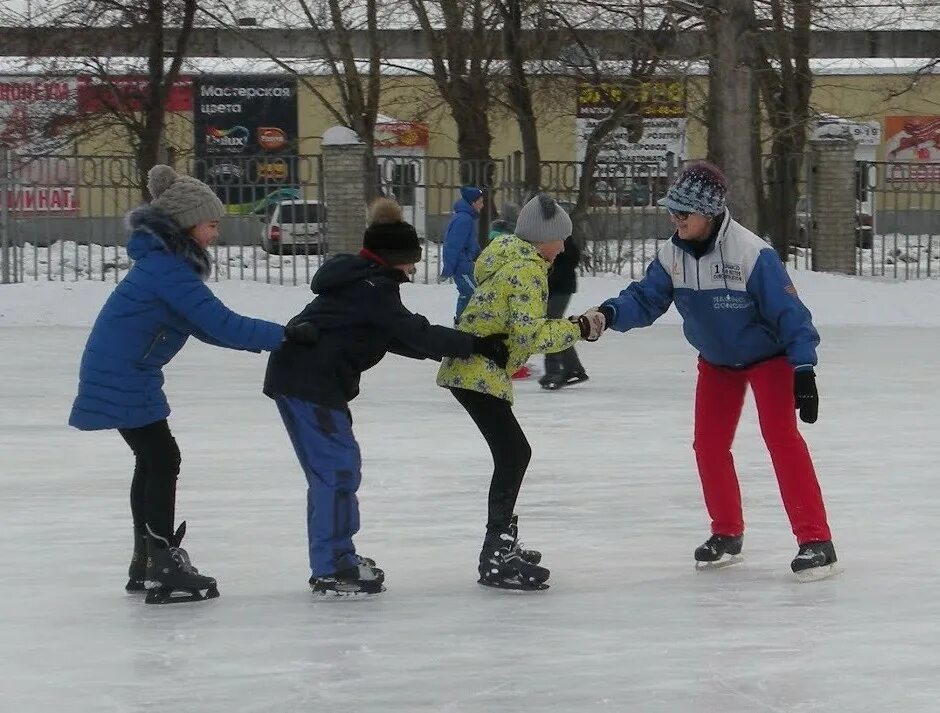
[693,356,831,545]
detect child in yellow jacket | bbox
[437,193,604,591]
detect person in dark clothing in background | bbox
[539,235,589,390]
[264,198,509,597]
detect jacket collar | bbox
[126,205,212,279]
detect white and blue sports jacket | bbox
[602,210,819,370]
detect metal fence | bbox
[3,147,939,286]
[785,157,940,280]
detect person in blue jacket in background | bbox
[69,165,317,604]
[441,186,484,319]
[579,160,837,582]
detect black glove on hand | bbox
[473,333,510,369]
[794,369,818,424]
[284,321,320,345]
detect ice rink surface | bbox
[2,273,939,712]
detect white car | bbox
[261,200,327,254]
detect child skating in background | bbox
[264,198,509,597]
[69,165,316,604]
[437,193,604,591]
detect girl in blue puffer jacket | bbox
[69,165,313,604]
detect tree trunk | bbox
[705,0,759,230]
[501,0,540,198]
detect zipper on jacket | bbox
[142,330,167,361]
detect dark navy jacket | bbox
[602,210,819,369]
[69,207,285,431]
[264,253,476,408]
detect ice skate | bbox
[791,540,840,583]
[126,526,147,592]
[539,369,589,390]
[694,533,743,570]
[478,522,550,592]
[144,522,219,604]
[310,561,386,598]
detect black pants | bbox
[544,293,584,374]
[451,388,531,533]
[118,420,181,542]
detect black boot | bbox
[694,533,743,566]
[144,522,219,604]
[310,558,386,597]
[478,522,550,591]
[126,526,147,592]
[791,540,838,580]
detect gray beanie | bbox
[147,165,225,230]
[514,193,572,243]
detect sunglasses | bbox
[667,208,691,220]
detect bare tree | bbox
[753,0,813,257]
[407,0,501,187]
[45,0,199,199]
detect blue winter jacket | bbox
[69,207,285,431]
[440,199,480,279]
[602,210,819,370]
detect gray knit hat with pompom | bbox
[147,164,225,230]
[514,193,573,243]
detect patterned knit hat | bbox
[362,197,422,264]
[658,160,728,216]
[514,193,572,243]
[147,165,225,230]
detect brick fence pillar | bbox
[810,133,857,274]
[321,126,368,256]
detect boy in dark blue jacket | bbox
[441,186,484,318]
[582,161,837,582]
[70,165,316,603]
[264,198,508,597]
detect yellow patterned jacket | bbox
[436,234,582,403]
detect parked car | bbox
[795,197,873,250]
[261,200,327,254]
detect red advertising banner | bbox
[0,77,79,215]
[374,121,429,149]
[77,75,194,113]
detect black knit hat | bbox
[362,198,422,264]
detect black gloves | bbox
[794,369,818,424]
[284,321,320,345]
[473,333,510,369]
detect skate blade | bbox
[144,585,220,605]
[478,579,550,593]
[125,579,146,593]
[695,554,743,571]
[794,564,843,583]
[311,586,385,600]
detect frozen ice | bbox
[1,272,939,712]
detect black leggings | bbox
[118,420,181,541]
[450,388,531,533]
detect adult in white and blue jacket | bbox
[441,186,484,318]
[586,160,837,579]
[69,165,315,598]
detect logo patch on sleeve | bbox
[784,283,798,297]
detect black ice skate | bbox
[478,522,550,592]
[144,522,219,604]
[539,369,589,391]
[694,534,743,570]
[126,526,147,592]
[791,540,839,582]
[310,561,385,598]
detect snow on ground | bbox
[2,272,940,712]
